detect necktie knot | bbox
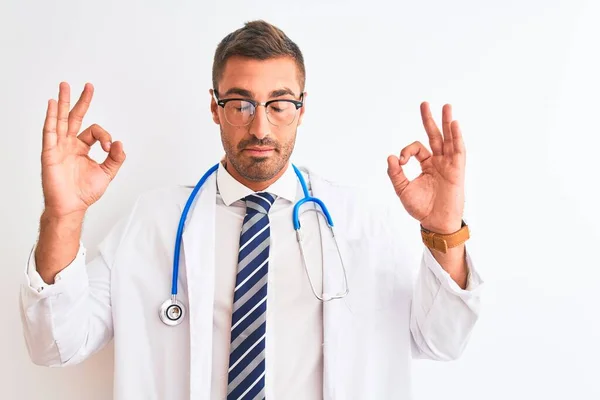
[244,192,276,215]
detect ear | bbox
[297,91,307,127]
[209,89,221,125]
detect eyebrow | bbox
[269,88,297,98]
[220,87,298,99]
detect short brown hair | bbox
[212,20,305,93]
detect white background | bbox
[1,0,599,399]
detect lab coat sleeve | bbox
[409,246,483,361]
[19,238,115,367]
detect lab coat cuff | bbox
[422,246,483,299]
[22,241,88,299]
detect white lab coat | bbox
[19,166,482,400]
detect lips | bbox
[244,147,275,156]
[245,147,274,152]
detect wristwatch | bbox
[421,220,470,253]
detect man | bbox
[20,20,482,399]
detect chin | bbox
[241,157,283,181]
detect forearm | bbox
[20,248,114,367]
[420,215,468,289]
[410,245,482,361]
[429,244,468,289]
[35,211,85,284]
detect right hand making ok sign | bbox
[41,82,126,218]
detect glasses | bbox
[214,91,304,127]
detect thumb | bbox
[387,155,409,196]
[100,140,126,180]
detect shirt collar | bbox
[217,160,298,206]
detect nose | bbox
[249,105,271,140]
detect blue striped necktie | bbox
[227,192,276,400]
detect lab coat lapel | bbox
[181,173,217,399]
[307,170,344,400]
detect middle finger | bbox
[68,83,94,136]
[57,82,70,137]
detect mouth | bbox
[243,147,275,157]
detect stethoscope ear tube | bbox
[295,206,349,302]
[292,196,334,230]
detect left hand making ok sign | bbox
[387,102,466,235]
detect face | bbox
[210,56,306,183]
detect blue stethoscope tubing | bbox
[160,162,348,326]
[171,163,219,297]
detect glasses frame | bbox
[214,90,304,127]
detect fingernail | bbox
[106,142,111,150]
[399,156,405,163]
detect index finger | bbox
[67,83,94,136]
[420,102,443,156]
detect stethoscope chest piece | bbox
[159,297,186,326]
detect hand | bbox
[387,102,465,234]
[41,82,126,218]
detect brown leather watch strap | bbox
[421,220,470,253]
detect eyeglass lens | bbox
[224,100,298,126]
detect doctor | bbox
[20,20,482,400]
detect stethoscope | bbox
[159,162,349,326]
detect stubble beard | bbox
[220,126,297,182]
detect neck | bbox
[223,159,289,192]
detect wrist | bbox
[420,220,469,254]
[39,210,86,241]
[420,219,463,235]
[41,209,86,226]
[36,210,85,284]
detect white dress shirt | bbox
[212,162,324,399]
